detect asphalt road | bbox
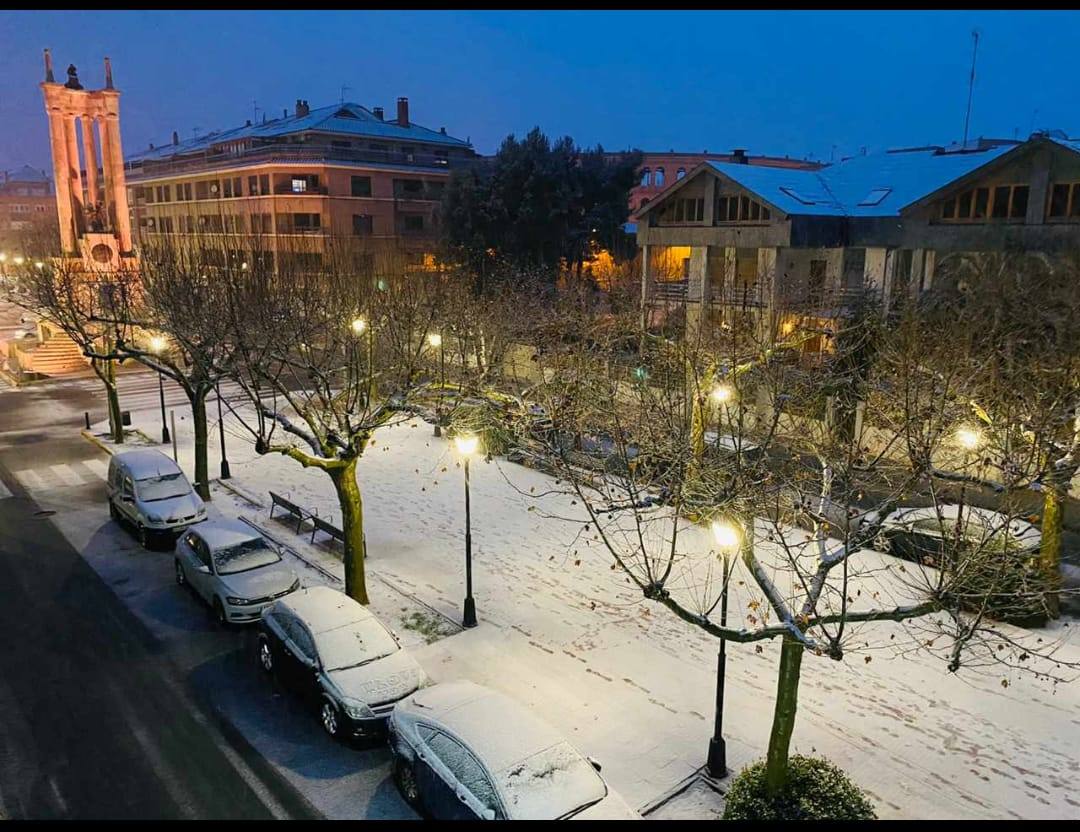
[0,373,322,820]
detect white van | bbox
[107,449,206,547]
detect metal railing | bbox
[648,278,881,312]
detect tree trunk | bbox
[1040,482,1064,619]
[331,458,369,604]
[191,389,210,501]
[102,361,123,444]
[764,634,805,794]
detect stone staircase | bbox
[10,330,89,377]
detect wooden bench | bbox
[269,491,311,534]
[310,514,345,550]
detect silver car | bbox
[107,449,206,547]
[389,681,640,820]
[174,520,299,624]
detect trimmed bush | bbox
[722,756,877,820]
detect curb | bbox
[80,427,159,455]
[639,766,727,817]
[215,477,265,508]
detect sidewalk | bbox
[92,403,1080,819]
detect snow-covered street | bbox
[89,399,1080,819]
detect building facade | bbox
[123,97,477,269]
[0,166,55,253]
[634,133,1080,339]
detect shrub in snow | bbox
[448,402,518,456]
[722,756,876,821]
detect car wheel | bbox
[393,753,422,809]
[175,560,186,587]
[213,597,227,626]
[875,532,892,554]
[257,635,274,674]
[320,699,340,738]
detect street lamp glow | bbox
[149,335,167,354]
[711,519,742,553]
[34,261,44,270]
[955,425,983,451]
[240,261,249,270]
[351,317,367,335]
[454,433,479,457]
[0,252,8,262]
[711,383,735,404]
[427,332,442,348]
[13,256,24,266]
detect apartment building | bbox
[124,97,477,269]
[0,166,56,252]
[634,132,1080,339]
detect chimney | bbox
[732,148,748,164]
[440,126,447,135]
[245,119,252,127]
[172,130,179,146]
[283,109,288,119]
[104,56,113,89]
[43,48,54,83]
[149,142,154,150]
[373,106,384,121]
[397,97,409,127]
[295,99,310,118]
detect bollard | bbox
[121,410,131,427]
[84,411,91,430]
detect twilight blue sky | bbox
[1,10,1078,173]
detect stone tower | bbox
[40,49,133,266]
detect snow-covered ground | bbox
[88,399,1080,820]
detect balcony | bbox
[127,142,483,181]
[648,280,881,312]
[273,182,330,196]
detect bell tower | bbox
[40,49,134,267]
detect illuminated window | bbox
[641,168,651,187]
[654,168,665,187]
[676,168,686,180]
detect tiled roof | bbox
[3,165,51,183]
[127,102,470,163]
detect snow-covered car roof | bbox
[703,431,762,453]
[190,519,263,550]
[276,584,372,634]
[403,681,608,819]
[113,449,183,480]
[881,504,1040,549]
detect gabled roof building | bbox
[633,132,1080,340]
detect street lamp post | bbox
[954,425,983,555]
[428,332,444,436]
[707,518,742,778]
[455,433,479,628]
[217,381,231,479]
[149,336,170,444]
[711,382,735,451]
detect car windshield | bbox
[497,742,607,820]
[315,618,399,671]
[212,538,281,575]
[908,515,1029,549]
[136,472,191,502]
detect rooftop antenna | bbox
[962,29,980,146]
[1029,108,1039,136]
[340,84,352,104]
[192,126,200,140]
[252,99,261,123]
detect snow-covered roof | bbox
[4,165,50,183]
[113,448,183,479]
[190,519,262,550]
[277,584,371,634]
[126,102,470,163]
[882,504,1041,549]
[706,141,1024,218]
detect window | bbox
[291,212,321,231]
[641,168,651,188]
[248,175,259,196]
[222,177,241,198]
[941,184,1028,221]
[259,174,269,196]
[352,214,373,235]
[402,214,425,233]
[857,187,892,207]
[715,193,770,222]
[351,176,372,197]
[395,178,424,198]
[284,618,317,663]
[809,259,827,295]
[779,186,817,205]
[426,732,501,816]
[654,168,665,187]
[1048,182,1080,220]
[195,181,209,200]
[676,168,686,180]
[145,187,156,205]
[291,177,308,193]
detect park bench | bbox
[269,491,311,534]
[310,514,345,550]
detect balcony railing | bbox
[127,142,482,180]
[273,183,330,196]
[648,279,882,312]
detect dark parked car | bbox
[257,585,426,740]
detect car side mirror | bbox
[587,756,602,773]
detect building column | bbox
[639,242,650,332]
[685,245,710,338]
[96,117,112,230]
[103,113,133,253]
[758,247,779,337]
[879,249,897,316]
[909,249,927,300]
[81,117,99,213]
[45,108,75,253]
[63,114,84,237]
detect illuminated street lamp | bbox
[13,256,24,266]
[149,335,170,444]
[955,425,983,451]
[710,383,735,405]
[34,261,44,271]
[455,433,480,628]
[428,332,445,436]
[707,517,743,778]
[954,424,984,542]
[351,316,367,335]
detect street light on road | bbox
[428,332,445,436]
[707,517,742,778]
[149,335,170,444]
[455,433,480,628]
[216,381,231,479]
